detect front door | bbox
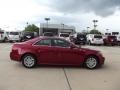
[33,38,59,64]
[52,39,84,65]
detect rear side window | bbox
[94,35,102,38]
[35,39,51,46]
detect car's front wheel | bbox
[22,54,36,68]
[84,56,99,69]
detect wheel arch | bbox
[82,54,100,69]
[20,53,38,62]
[83,54,100,65]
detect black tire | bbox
[83,42,86,45]
[9,40,13,43]
[3,37,8,42]
[84,56,99,69]
[22,54,37,68]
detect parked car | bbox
[74,33,86,45]
[59,33,70,41]
[7,31,21,42]
[0,30,9,42]
[10,36,105,69]
[0,30,5,42]
[87,34,104,45]
[103,35,117,46]
[21,32,37,41]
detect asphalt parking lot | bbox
[0,43,120,90]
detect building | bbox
[39,23,76,36]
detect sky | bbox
[0,0,120,33]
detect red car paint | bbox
[103,35,117,45]
[10,36,105,67]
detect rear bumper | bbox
[9,39,20,41]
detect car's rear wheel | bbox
[84,56,99,69]
[22,54,36,68]
[3,37,8,42]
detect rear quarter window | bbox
[94,35,102,38]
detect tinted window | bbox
[10,32,19,35]
[43,32,53,36]
[108,36,116,39]
[53,39,70,47]
[60,34,69,37]
[94,35,102,38]
[24,32,34,36]
[0,31,4,34]
[35,39,51,46]
[77,34,86,38]
[23,32,34,39]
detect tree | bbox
[24,24,39,33]
[89,29,102,34]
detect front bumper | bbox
[10,51,21,62]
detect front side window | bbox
[53,39,70,47]
[35,39,51,46]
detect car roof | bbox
[25,36,67,43]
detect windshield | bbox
[77,34,86,38]
[60,34,69,37]
[108,36,116,39]
[94,35,102,38]
[10,32,19,35]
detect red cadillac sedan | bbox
[10,36,105,69]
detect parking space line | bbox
[63,68,72,90]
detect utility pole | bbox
[45,18,50,29]
[93,20,98,30]
[87,27,90,34]
[106,29,109,35]
[61,23,65,31]
[93,20,98,34]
